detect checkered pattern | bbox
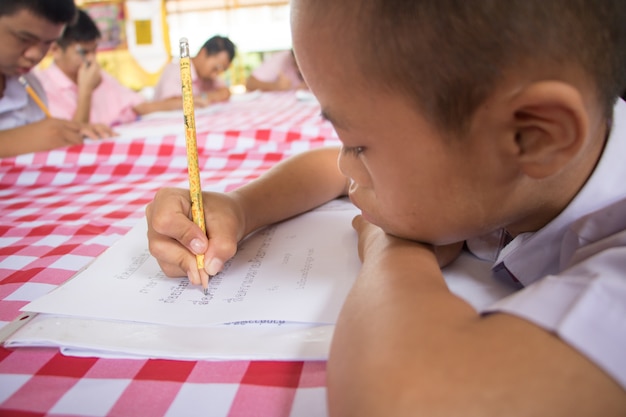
[0,92,338,416]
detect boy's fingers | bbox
[202,208,240,276]
[351,214,365,231]
[147,231,199,282]
[62,127,85,144]
[94,124,116,138]
[147,188,209,254]
[79,126,99,140]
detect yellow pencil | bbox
[19,76,51,118]
[179,37,208,295]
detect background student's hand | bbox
[145,187,245,286]
[352,215,464,268]
[80,122,116,140]
[28,118,86,147]
[0,118,90,157]
[193,95,212,108]
[77,59,102,94]
[274,73,292,91]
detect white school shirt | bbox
[0,73,47,130]
[467,98,626,389]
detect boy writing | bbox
[0,0,113,158]
[36,9,181,127]
[153,35,235,107]
[146,0,626,415]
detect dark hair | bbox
[201,35,236,62]
[0,0,76,24]
[311,0,626,134]
[56,9,101,49]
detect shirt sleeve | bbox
[252,51,290,83]
[153,62,182,100]
[0,75,46,129]
[485,238,626,389]
[101,73,144,125]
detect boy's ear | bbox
[49,42,62,56]
[508,81,589,179]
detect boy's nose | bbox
[337,148,372,189]
[23,44,48,65]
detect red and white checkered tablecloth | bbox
[0,91,340,417]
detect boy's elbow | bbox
[326,343,408,417]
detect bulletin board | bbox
[82,1,127,51]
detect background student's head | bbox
[194,35,236,81]
[0,0,77,77]
[51,9,101,80]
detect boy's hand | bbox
[193,95,212,108]
[275,73,292,91]
[26,118,85,148]
[80,122,116,140]
[352,215,463,268]
[145,187,244,285]
[77,59,102,93]
[352,214,433,260]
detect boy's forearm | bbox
[230,146,347,237]
[133,98,180,115]
[207,87,231,103]
[327,240,626,417]
[246,76,279,92]
[0,125,46,157]
[0,129,29,157]
[73,89,93,123]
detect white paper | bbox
[22,199,361,327]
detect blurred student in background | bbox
[0,0,113,158]
[36,9,180,127]
[246,49,307,92]
[153,35,236,107]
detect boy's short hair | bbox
[201,36,236,62]
[312,0,626,134]
[0,0,76,24]
[56,9,101,49]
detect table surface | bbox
[0,91,340,417]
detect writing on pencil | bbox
[179,37,209,295]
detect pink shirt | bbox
[152,59,226,101]
[35,63,144,126]
[252,50,303,89]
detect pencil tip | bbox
[204,288,208,296]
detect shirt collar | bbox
[46,62,78,91]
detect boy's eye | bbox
[12,32,46,48]
[342,146,365,156]
[15,34,33,45]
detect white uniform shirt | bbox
[467,98,626,388]
[0,73,47,130]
